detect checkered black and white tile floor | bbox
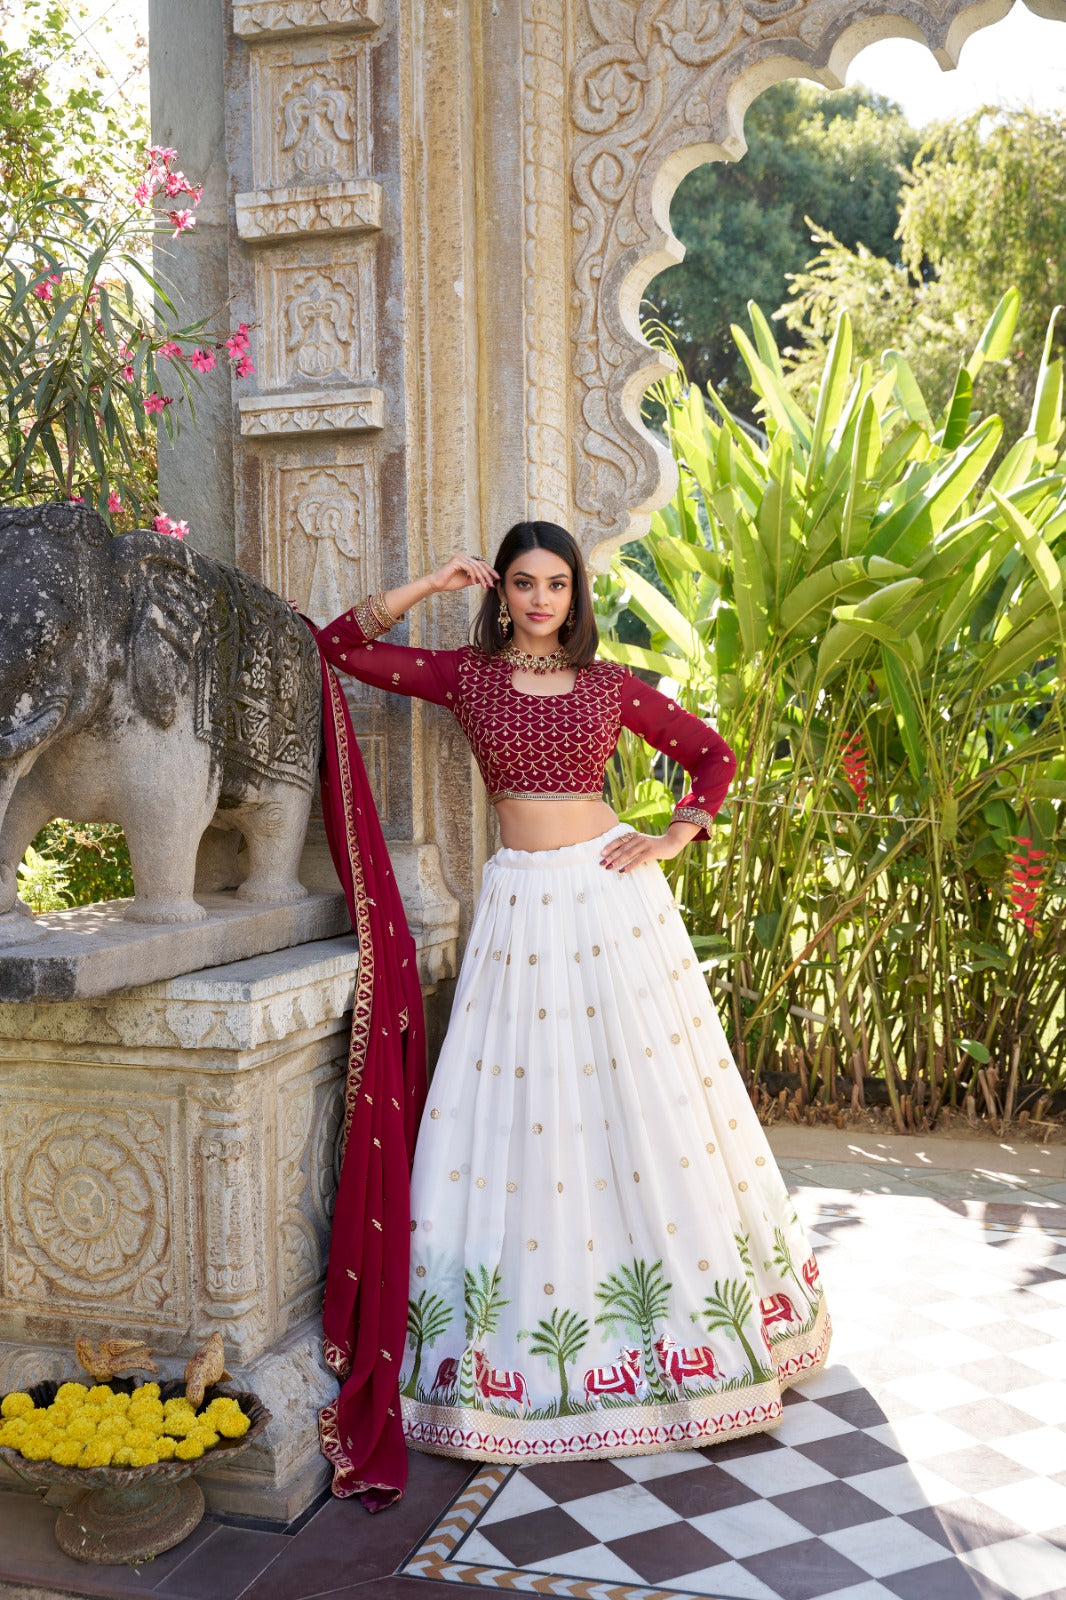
[401,1139,1066,1600]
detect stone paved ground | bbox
[2,1126,1064,1600]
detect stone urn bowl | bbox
[0,1379,271,1564]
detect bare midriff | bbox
[492,795,620,852]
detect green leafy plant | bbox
[598,294,1066,1127]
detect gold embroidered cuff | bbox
[353,593,401,640]
[672,803,714,834]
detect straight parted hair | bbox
[470,521,599,667]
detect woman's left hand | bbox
[600,824,695,873]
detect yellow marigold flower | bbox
[128,1404,164,1427]
[189,1427,219,1449]
[55,1383,88,1402]
[215,1411,250,1439]
[66,1418,98,1444]
[81,1440,115,1467]
[164,1397,194,1414]
[19,1436,54,1461]
[132,1383,161,1401]
[105,1393,130,1413]
[154,1435,177,1461]
[50,1440,85,1467]
[125,1427,158,1450]
[112,1446,137,1466]
[1,1393,35,1419]
[86,1385,113,1403]
[174,1437,205,1460]
[126,1447,158,1467]
[96,1418,129,1441]
[163,1412,198,1438]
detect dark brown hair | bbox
[470,521,599,667]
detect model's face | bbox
[501,546,574,652]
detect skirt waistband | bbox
[491,822,633,873]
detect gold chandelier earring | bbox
[498,594,512,636]
[563,602,576,636]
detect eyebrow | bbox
[511,568,571,581]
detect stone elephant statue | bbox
[0,503,322,935]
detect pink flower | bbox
[32,272,61,302]
[166,209,196,234]
[146,144,178,164]
[234,354,255,379]
[107,491,123,515]
[69,495,85,504]
[121,364,135,382]
[189,347,216,373]
[144,392,171,415]
[157,341,183,361]
[152,513,187,540]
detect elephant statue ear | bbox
[111,534,213,729]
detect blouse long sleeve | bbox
[619,670,736,840]
[317,597,462,709]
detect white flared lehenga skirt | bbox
[400,825,830,1463]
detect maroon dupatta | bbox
[311,637,427,1511]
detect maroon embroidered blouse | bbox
[318,600,737,836]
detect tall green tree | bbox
[652,81,918,408]
[781,107,1066,439]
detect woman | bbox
[319,520,829,1467]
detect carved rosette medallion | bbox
[2,1106,175,1313]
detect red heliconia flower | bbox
[1008,836,1047,933]
[840,732,869,810]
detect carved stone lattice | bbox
[1,1104,177,1316]
[568,0,1061,560]
[250,40,371,190]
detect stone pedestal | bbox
[0,937,362,1519]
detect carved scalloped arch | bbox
[573,0,1066,569]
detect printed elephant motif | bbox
[0,503,322,933]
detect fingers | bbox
[453,554,498,589]
[599,833,660,873]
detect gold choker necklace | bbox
[502,645,570,675]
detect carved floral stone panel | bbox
[250,38,372,191]
[256,247,377,388]
[277,1056,343,1327]
[261,452,380,624]
[0,1100,182,1323]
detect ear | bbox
[111,534,213,729]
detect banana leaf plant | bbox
[597,295,1066,1127]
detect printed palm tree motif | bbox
[519,1307,590,1415]
[460,1264,509,1409]
[595,1258,672,1405]
[734,1227,755,1282]
[403,1291,453,1399]
[696,1276,772,1381]
[767,1225,818,1314]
